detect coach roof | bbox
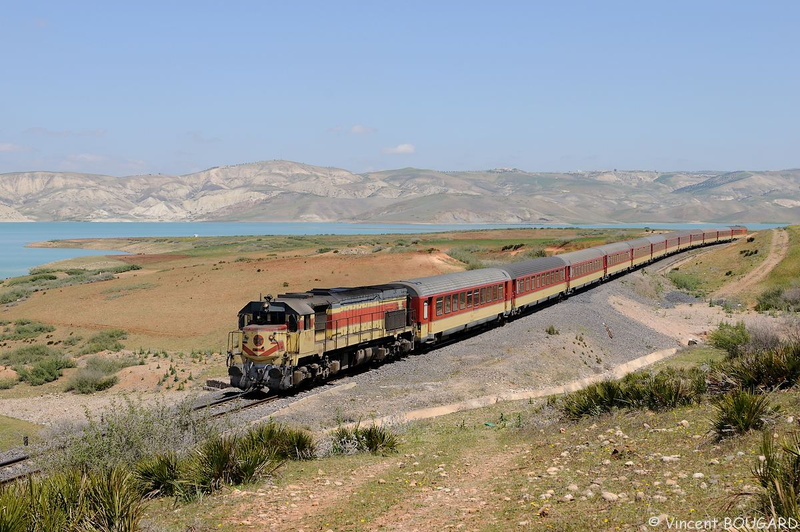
[556,247,605,265]
[393,268,511,297]
[497,256,567,278]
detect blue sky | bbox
[1,1,797,176]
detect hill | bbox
[1,161,799,223]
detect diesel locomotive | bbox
[227,226,747,391]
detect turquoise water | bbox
[0,221,785,280]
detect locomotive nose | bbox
[242,325,286,362]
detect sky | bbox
[0,1,798,176]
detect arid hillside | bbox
[1,161,799,223]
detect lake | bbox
[0,221,785,280]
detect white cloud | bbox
[350,124,376,135]
[383,143,416,155]
[0,143,31,152]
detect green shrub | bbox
[80,329,128,354]
[4,273,58,286]
[446,249,484,270]
[709,321,750,358]
[561,368,706,420]
[0,320,55,341]
[15,355,75,386]
[545,325,559,335]
[756,286,800,312]
[0,377,17,389]
[44,397,218,473]
[328,423,399,455]
[711,390,780,440]
[753,431,800,520]
[709,342,800,394]
[0,344,59,366]
[135,452,187,499]
[0,467,144,532]
[243,421,316,460]
[0,288,31,304]
[190,434,279,493]
[667,270,702,292]
[65,369,119,394]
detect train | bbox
[226,226,748,391]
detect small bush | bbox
[0,320,55,341]
[709,343,800,394]
[65,369,119,394]
[545,325,559,335]
[753,431,800,520]
[15,355,75,386]
[80,329,128,354]
[327,423,399,455]
[756,286,800,312]
[0,377,17,389]
[667,271,702,292]
[446,249,484,270]
[135,452,187,499]
[0,287,31,304]
[1,344,59,366]
[43,397,219,473]
[244,421,316,460]
[709,321,750,358]
[712,390,780,440]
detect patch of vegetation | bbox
[325,423,399,456]
[4,273,58,286]
[43,397,219,474]
[711,390,779,440]
[545,325,559,335]
[0,344,60,366]
[65,354,142,394]
[667,270,702,293]
[0,318,55,341]
[754,430,800,520]
[708,321,750,357]
[15,355,76,386]
[446,248,484,270]
[0,467,145,531]
[80,329,128,354]
[755,285,800,312]
[560,367,706,420]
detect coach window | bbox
[460,292,466,310]
[444,295,451,314]
[467,291,473,307]
[436,297,443,316]
[499,285,504,299]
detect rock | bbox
[602,459,611,465]
[624,461,635,467]
[693,473,705,479]
[601,492,619,502]
[653,495,668,502]
[635,491,645,501]
[678,420,690,427]
[567,483,579,491]
[584,490,595,498]
[540,493,552,500]
[518,521,529,527]
[700,482,708,489]
[562,493,574,502]
[661,455,680,463]
[546,467,559,475]
[665,479,678,486]
[378,479,386,484]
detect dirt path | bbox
[715,228,788,299]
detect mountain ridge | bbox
[1,160,798,224]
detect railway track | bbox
[0,391,282,485]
